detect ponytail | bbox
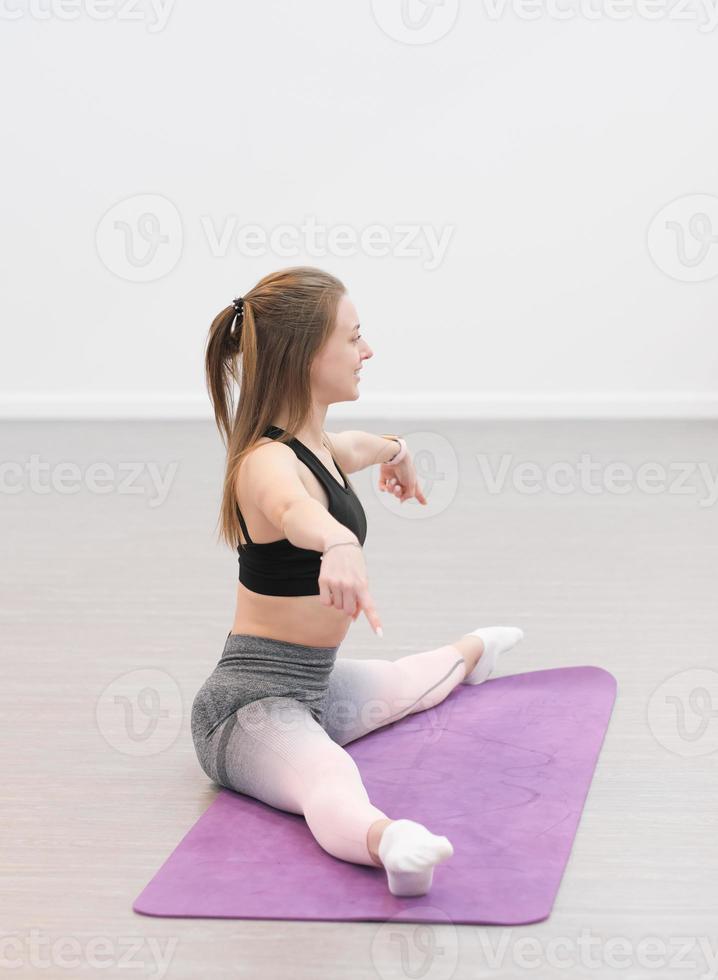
[204,300,247,448]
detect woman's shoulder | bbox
[236,436,300,494]
[235,435,313,539]
[245,434,295,461]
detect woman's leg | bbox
[322,627,525,746]
[196,693,461,893]
[201,695,389,866]
[321,636,478,747]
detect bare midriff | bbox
[231,585,351,648]
[230,436,355,648]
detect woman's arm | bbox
[349,431,404,472]
[246,441,359,553]
[325,430,404,473]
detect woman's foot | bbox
[460,626,525,684]
[377,819,454,896]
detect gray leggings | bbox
[190,631,467,866]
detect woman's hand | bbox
[378,456,428,505]
[318,541,383,635]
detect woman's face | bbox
[311,292,373,404]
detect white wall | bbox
[2,0,717,419]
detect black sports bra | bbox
[236,425,368,596]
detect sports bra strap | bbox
[236,426,282,546]
[236,504,253,545]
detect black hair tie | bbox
[230,296,244,336]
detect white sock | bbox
[377,818,454,897]
[461,626,525,685]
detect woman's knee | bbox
[394,646,466,709]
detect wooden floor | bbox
[3,419,717,979]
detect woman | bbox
[190,266,525,897]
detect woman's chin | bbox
[330,386,360,405]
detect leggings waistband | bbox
[224,630,340,652]
[219,631,341,669]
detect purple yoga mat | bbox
[134,665,617,924]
